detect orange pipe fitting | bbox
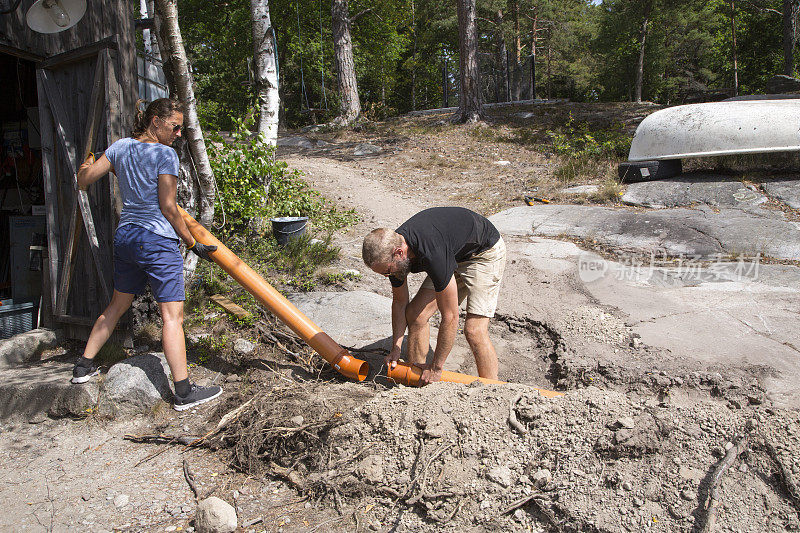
[179,208,368,381]
[386,362,562,397]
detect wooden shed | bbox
[0,0,138,339]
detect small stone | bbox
[518,474,531,485]
[622,481,633,491]
[165,527,177,532]
[711,446,725,458]
[739,462,748,473]
[225,374,241,383]
[487,466,514,487]
[233,338,256,356]
[480,499,492,510]
[81,493,91,501]
[668,504,689,519]
[615,417,635,430]
[195,497,237,533]
[633,497,644,507]
[289,415,305,427]
[113,494,129,508]
[724,441,734,451]
[532,469,552,489]
[681,488,697,501]
[513,508,526,521]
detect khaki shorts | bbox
[421,237,506,317]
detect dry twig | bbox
[183,459,199,500]
[508,393,527,435]
[700,433,751,533]
[763,439,800,513]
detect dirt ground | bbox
[2,102,799,532]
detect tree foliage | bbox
[172,0,799,131]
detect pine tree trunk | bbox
[250,0,280,145]
[783,0,798,76]
[730,0,739,96]
[331,0,361,125]
[153,0,216,230]
[495,10,507,103]
[456,0,482,123]
[634,1,653,103]
[510,0,522,100]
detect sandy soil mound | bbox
[223,380,800,532]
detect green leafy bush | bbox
[547,116,631,159]
[208,116,358,233]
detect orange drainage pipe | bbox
[180,208,561,397]
[387,362,563,398]
[179,208,368,381]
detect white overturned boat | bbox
[619,99,800,181]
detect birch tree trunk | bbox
[151,1,201,274]
[331,0,361,125]
[456,0,482,123]
[250,0,279,144]
[154,0,216,228]
[634,1,653,103]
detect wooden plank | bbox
[36,70,62,311]
[210,294,252,319]
[0,44,44,62]
[40,65,112,305]
[38,36,118,69]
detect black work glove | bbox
[189,241,217,261]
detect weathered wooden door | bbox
[36,42,127,334]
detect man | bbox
[362,207,506,384]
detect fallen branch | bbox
[700,433,751,533]
[183,458,199,500]
[124,433,200,446]
[508,393,527,435]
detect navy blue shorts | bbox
[113,224,185,302]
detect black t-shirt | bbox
[389,207,500,292]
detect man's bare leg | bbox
[464,314,498,379]
[405,288,438,366]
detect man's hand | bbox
[419,365,442,386]
[384,346,401,370]
[189,242,217,261]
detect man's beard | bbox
[393,257,411,280]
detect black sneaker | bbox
[71,362,99,384]
[173,384,223,411]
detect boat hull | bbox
[628,101,800,162]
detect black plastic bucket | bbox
[271,216,308,245]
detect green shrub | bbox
[547,116,631,159]
[208,116,359,234]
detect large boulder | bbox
[766,74,800,94]
[195,497,237,533]
[101,353,172,414]
[0,328,61,369]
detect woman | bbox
[72,98,221,411]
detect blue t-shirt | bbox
[104,137,180,240]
